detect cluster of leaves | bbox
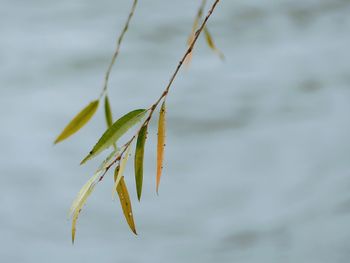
[56,98,167,242]
[54,0,222,244]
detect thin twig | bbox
[185,0,207,65]
[84,0,222,185]
[122,0,221,150]
[99,0,138,99]
[163,0,221,96]
[97,0,221,181]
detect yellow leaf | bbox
[116,176,137,235]
[113,143,132,197]
[113,164,120,182]
[69,173,99,217]
[54,100,99,144]
[203,27,224,60]
[70,173,99,243]
[156,101,166,194]
[185,0,206,66]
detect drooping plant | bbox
[54,0,222,243]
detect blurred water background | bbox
[1,0,350,262]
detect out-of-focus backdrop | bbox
[1,0,350,262]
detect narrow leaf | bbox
[156,101,166,194]
[113,164,120,182]
[70,173,99,243]
[203,27,224,60]
[81,109,146,164]
[104,95,117,150]
[69,173,99,217]
[113,144,132,197]
[134,125,148,201]
[54,100,99,144]
[116,176,137,235]
[104,95,113,128]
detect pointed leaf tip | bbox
[54,100,99,144]
[156,101,166,193]
[203,27,224,60]
[70,173,99,244]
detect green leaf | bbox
[81,109,146,164]
[70,173,99,243]
[104,95,117,150]
[203,27,224,60]
[116,176,137,235]
[134,125,148,201]
[54,100,99,144]
[104,95,113,128]
[113,144,132,197]
[156,101,166,194]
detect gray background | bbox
[1,0,350,262]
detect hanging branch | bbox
[100,0,139,99]
[54,0,139,145]
[57,0,222,243]
[186,0,223,65]
[90,0,222,182]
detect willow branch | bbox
[99,0,138,99]
[133,0,221,138]
[162,0,220,97]
[98,0,221,180]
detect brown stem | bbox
[159,0,220,99]
[100,0,221,180]
[99,0,138,99]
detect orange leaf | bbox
[156,101,166,194]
